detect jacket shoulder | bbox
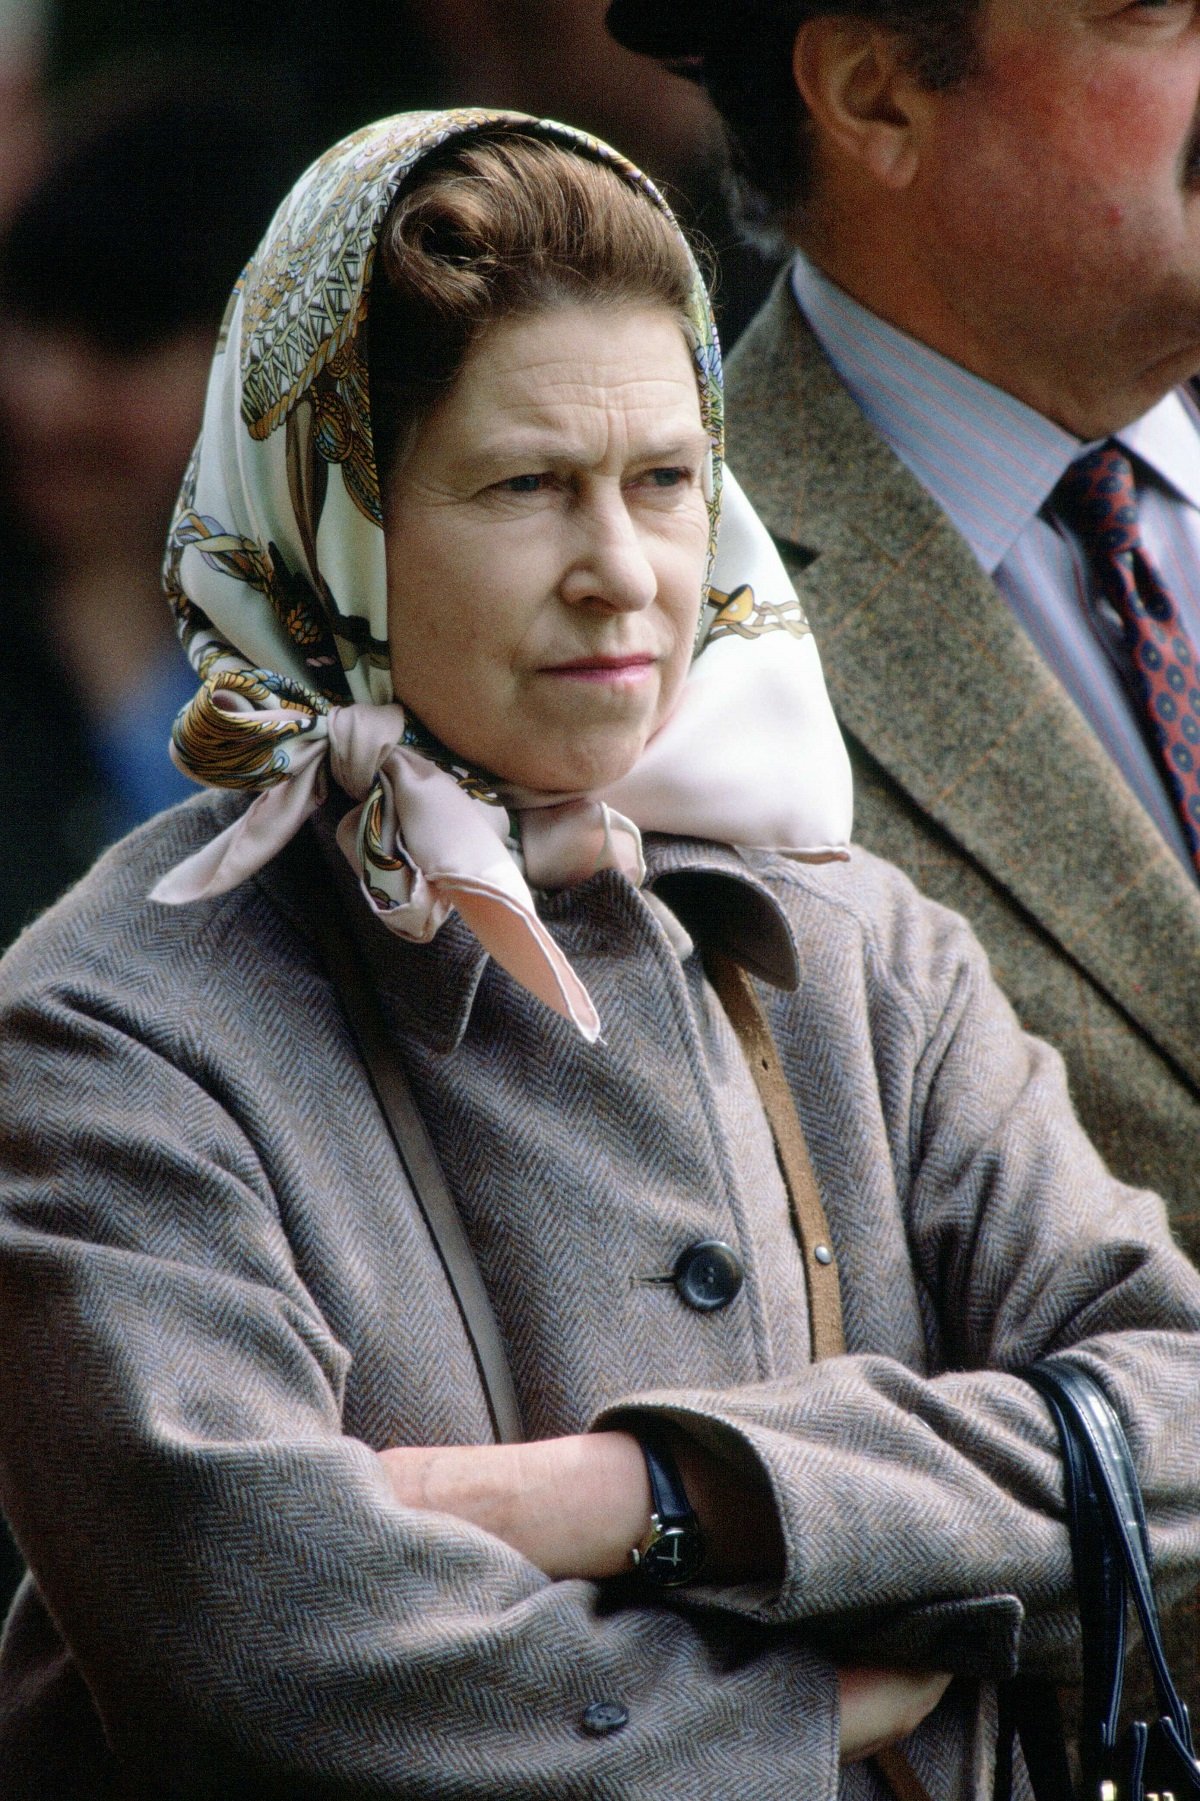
[0,791,300,1031]
[749,845,998,1048]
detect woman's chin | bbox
[492,736,647,798]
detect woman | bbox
[0,110,1198,1800]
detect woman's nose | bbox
[559,496,659,612]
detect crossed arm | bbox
[7,864,1200,1792]
[379,1427,953,1763]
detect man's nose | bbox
[559,495,658,612]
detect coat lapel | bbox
[725,277,1200,1088]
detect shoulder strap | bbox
[293,843,524,1445]
[703,952,935,1801]
[703,950,845,1359]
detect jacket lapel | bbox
[725,277,1200,1088]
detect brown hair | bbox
[368,129,699,483]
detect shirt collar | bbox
[1118,389,1200,513]
[790,252,1200,571]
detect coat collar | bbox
[265,802,801,1057]
[724,274,1200,1089]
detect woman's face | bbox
[383,301,711,793]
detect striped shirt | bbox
[791,253,1200,876]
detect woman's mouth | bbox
[541,654,658,686]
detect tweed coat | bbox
[1,790,1200,1800]
[724,283,1200,1725]
[724,278,1200,1258]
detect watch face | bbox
[640,1523,705,1587]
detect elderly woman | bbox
[0,110,1198,1801]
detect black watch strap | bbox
[640,1431,693,1526]
[631,1429,705,1587]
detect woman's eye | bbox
[499,472,548,494]
[641,467,691,490]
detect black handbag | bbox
[997,1359,1200,1801]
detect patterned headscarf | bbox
[152,110,852,1040]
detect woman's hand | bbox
[836,1666,954,1764]
[378,1428,783,1583]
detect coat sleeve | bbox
[595,862,1200,1681]
[0,968,842,1800]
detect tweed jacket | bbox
[1,791,1199,1800]
[725,277,1200,1262]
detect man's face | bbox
[905,0,1200,432]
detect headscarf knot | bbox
[151,111,853,1041]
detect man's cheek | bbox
[1073,66,1200,187]
[984,41,1167,182]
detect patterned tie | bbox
[1054,442,1200,874]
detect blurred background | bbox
[0,0,780,1604]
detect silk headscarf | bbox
[153,110,852,1040]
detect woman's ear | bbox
[792,17,922,192]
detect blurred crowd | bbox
[0,0,780,952]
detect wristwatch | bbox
[629,1430,705,1587]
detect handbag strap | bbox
[1027,1361,1198,1771]
[1030,1366,1127,1773]
[1002,1359,1200,1801]
[292,838,524,1445]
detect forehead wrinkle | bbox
[458,298,700,390]
[462,374,704,464]
[420,305,708,475]
[483,361,700,413]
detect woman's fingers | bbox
[836,1666,954,1763]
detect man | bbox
[606,0,1200,1254]
[608,0,1200,1724]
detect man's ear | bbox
[792,17,922,190]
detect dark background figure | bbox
[0,83,313,945]
[0,0,46,229]
[0,66,329,1613]
[44,0,781,341]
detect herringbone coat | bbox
[1,794,1199,1799]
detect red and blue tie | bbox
[1055,442,1200,875]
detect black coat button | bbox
[673,1239,744,1312]
[581,1701,629,1736]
